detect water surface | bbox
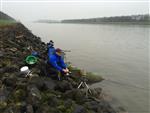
[23,22,149,113]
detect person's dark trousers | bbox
[46,63,61,80]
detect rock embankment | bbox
[0,23,116,113]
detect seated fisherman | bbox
[47,48,69,79]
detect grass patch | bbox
[0,20,16,27]
[68,65,104,84]
[85,72,104,84]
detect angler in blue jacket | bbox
[47,48,69,78]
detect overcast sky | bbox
[1,0,149,21]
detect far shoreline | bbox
[35,21,150,25]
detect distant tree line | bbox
[61,14,150,24]
[35,20,60,23]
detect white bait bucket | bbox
[20,66,30,74]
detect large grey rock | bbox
[29,86,41,99]
[36,103,61,113]
[97,100,116,113]
[44,79,57,90]
[3,106,20,113]
[0,51,4,57]
[64,89,86,104]
[2,76,17,87]
[26,104,34,113]
[90,88,102,99]
[27,85,41,106]
[64,99,73,109]
[28,77,45,91]
[0,87,10,109]
[55,80,73,92]
[72,105,87,113]
[0,66,18,73]
[84,101,99,112]
[47,96,59,107]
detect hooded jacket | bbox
[48,53,66,71]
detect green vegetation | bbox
[0,11,16,26]
[68,65,104,84]
[0,20,16,26]
[86,72,104,84]
[61,14,150,25]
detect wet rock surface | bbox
[0,23,117,113]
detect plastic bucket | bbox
[25,55,37,65]
[20,66,30,74]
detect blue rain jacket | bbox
[48,53,66,71]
